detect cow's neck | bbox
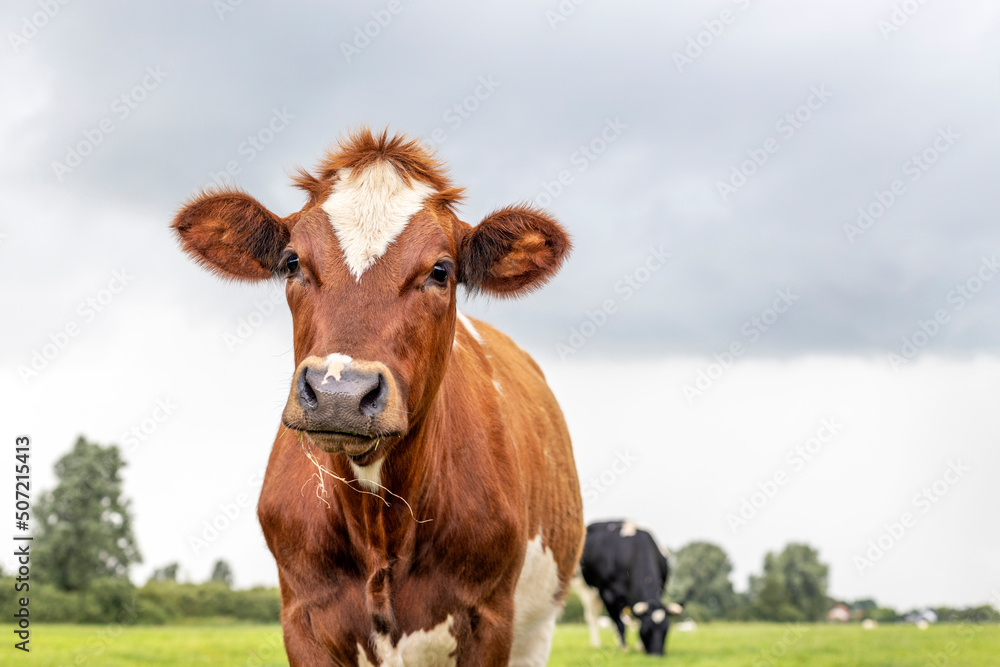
[333,388,447,527]
[322,361,456,635]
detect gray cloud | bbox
[7,0,998,361]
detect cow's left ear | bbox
[458,205,571,297]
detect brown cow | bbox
[172,129,583,666]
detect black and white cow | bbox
[572,520,683,655]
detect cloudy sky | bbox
[2,0,998,612]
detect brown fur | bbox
[292,128,465,213]
[172,188,289,281]
[459,205,572,297]
[171,128,583,666]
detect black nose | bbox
[297,365,389,430]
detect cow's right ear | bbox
[172,189,290,281]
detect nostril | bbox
[358,374,386,417]
[299,373,319,410]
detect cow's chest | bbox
[282,536,476,665]
[276,532,561,667]
[265,501,489,662]
[258,446,553,665]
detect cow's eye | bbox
[429,262,450,285]
[283,253,300,275]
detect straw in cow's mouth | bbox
[291,428,430,523]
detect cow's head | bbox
[172,129,569,469]
[631,600,683,656]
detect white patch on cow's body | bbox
[651,608,666,624]
[323,352,353,382]
[509,535,562,666]
[493,379,503,394]
[570,573,603,648]
[456,311,484,344]
[619,520,638,537]
[322,163,436,279]
[356,616,457,667]
[350,458,384,493]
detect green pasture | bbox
[552,622,1000,666]
[5,621,999,665]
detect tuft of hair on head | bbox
[290,166,326,207]
[290,126,465,213]
[322,127,453,188]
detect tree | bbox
[667,541,738,620]
[34,436,141,591]
[869,607,900,623]
[852,598,878,615]
[150,562,180,583]
[211,559,234,588]
[750,543,829,621]
[749,560,800,622]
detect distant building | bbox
[827,604,851,623]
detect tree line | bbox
[564,540,999,625]
[0,436,278,623]
[7,436,997,625]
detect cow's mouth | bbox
[303,430,378,457]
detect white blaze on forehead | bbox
[350,458,384,493]
[510,535,562,665]
[651,609,667,624]
[357,616,457,667]
[323,353,353,383]
[321,163,436,279]
[456,311,484,345]
[620,520,638,537]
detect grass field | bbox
[6,622,1000,665]
[554,623,1000,666]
